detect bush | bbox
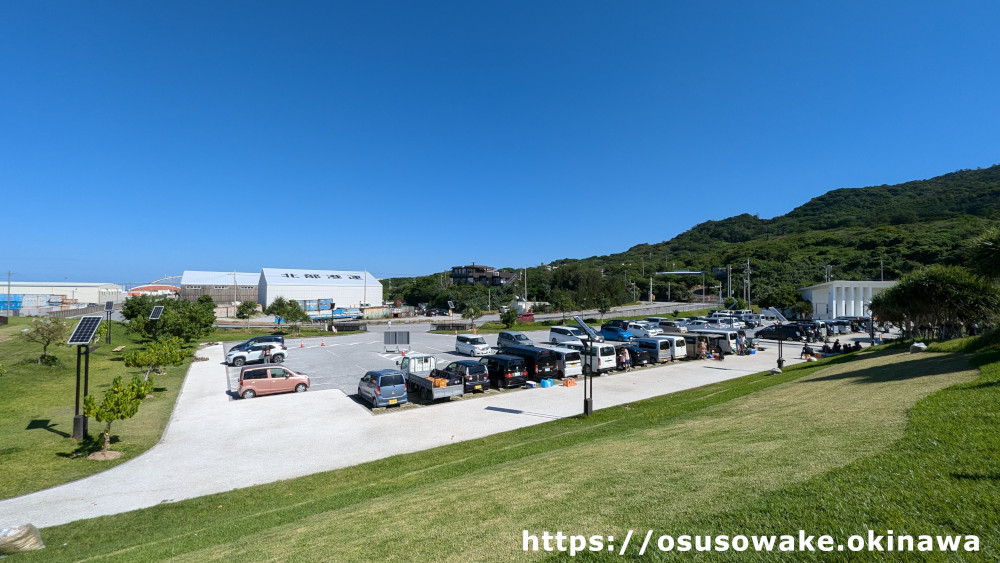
[39,354,60,367]
[0,363,6,377]
[499,309,519,329]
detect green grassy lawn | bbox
[0,316,368,500]
[0,318,195,500]
[16,342,998,561]
[198,324,364,345]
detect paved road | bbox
[0,330,806,530]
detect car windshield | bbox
[570,328,586,337]
[470,337,487,345]
[514,334,529,341]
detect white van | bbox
[687,329,738,354]
[580,342,617,374]
[549,346,583,378]
[548,325,587,346]
[455,334,491,356]
[656,335,687,360]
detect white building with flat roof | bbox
[257,268,382,310]
[800,280,897,319]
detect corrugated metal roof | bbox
[181,271,260,286]
[261,268,381,287]
[6,282,120,288]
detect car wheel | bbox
[233,357,245,367]
[295,383,307,393]
[273,355,284,363]
[242,389,255,399]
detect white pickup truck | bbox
[397,353,464,401]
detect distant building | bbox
[257,268,382,310]
[127,284,180,298]
[799,280,898,319]
[180,271,259,304]
[0,281,124,316]
[450,264,517,286]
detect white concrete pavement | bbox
[0,342,800,530]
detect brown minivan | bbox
[238,365,310,399]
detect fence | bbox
[431,320,474,331]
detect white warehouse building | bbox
[799,280,898,320]
[257,268,382,311]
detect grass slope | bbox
[0,318,194,500]
[17,348,994,562]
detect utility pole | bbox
[880,260,884,282]
[744,259,751,308]
[727,265,732,300]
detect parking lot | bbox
[220,322,864,406]
[224,324,540,398]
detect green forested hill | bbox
[389,164,1000,311]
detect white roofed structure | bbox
[257,268,382,310]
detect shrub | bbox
[39,354,60,367]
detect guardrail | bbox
[430,320,474,331]
[328,321,367,332]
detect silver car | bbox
[358,369,407,408]
[497,331,534,348]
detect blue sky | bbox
[3,1,999,285]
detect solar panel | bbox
[767,307,790,324]
[149,306,164,320]
[68,316,103,345]
[104,301,114,312]
[573,316,602,342]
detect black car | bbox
[755,325,804,342]
[426,308,449,317]
[788,322,821,342]
[614,343,652,369]
[496,345,560,379]
[478,354,528,389]
[432,360,490,393]
[622,343,653,367]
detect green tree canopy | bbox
[970,227,1000,280]
[871,265,1000,338]
[84,375,153,452]
[121,295,216,342]
[265,297,311,334]
[21,317,69,363]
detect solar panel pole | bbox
[73,345,86,439]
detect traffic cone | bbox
[401,350,406,356]
[300,342,304,348]
[321,340,325,347]
[454,330,457,336]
